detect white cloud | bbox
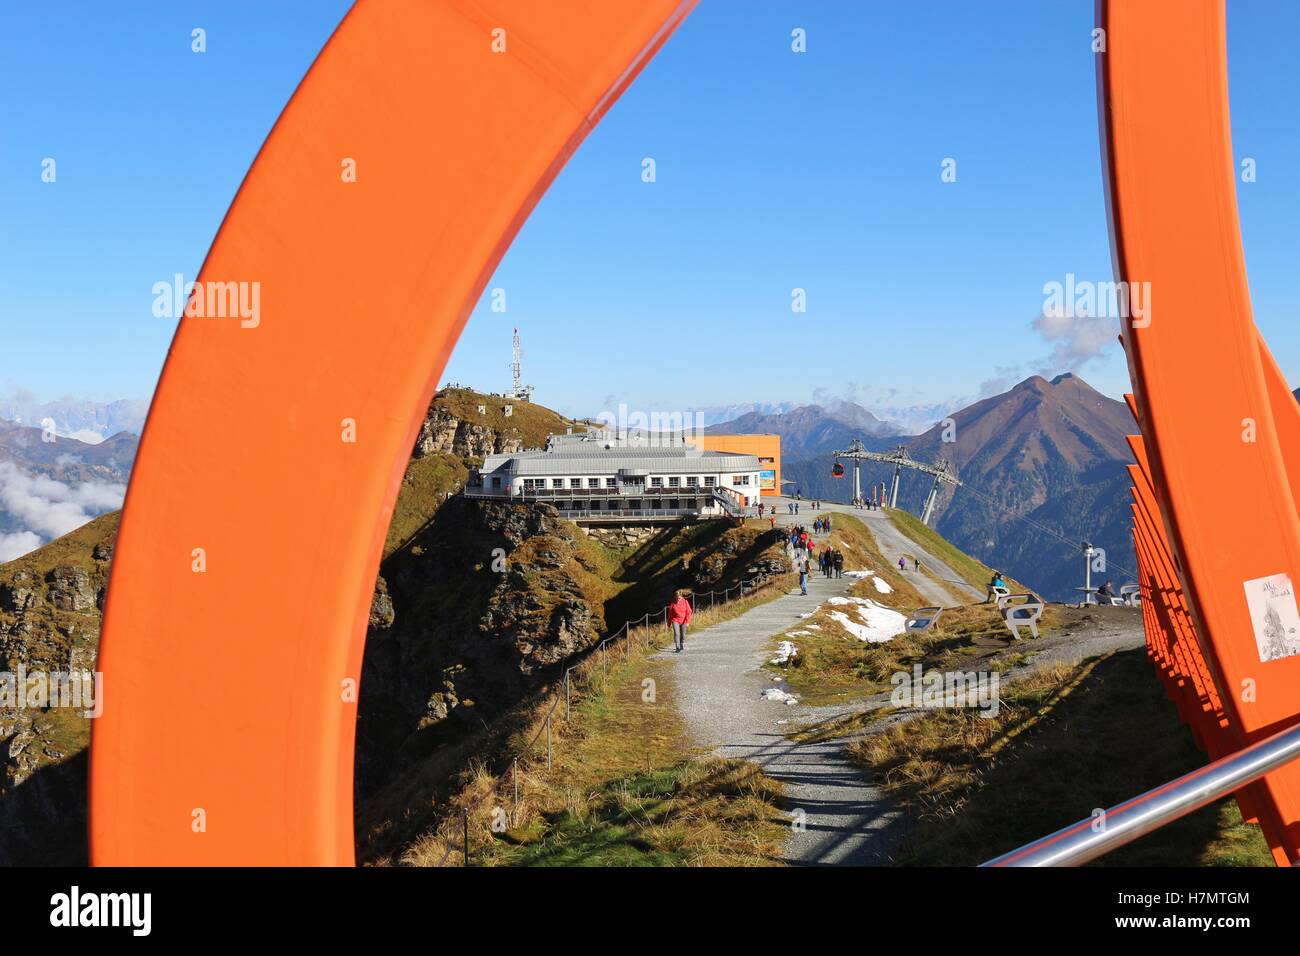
[0,531,42,563]
[1031,308,1118,371]
[66,429,107,445]
[0,462,125,558]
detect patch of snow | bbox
[829,600,909,644]
[761,688,799,705]
[873,577,894,594]
[770,640,799,665]
[806,624,822,631]
[844,570,873,579]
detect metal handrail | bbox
[983,719,1300,866]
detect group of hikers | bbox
[756,499,825,517]
[782,522,845,594]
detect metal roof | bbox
[480,444,761,477]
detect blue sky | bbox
[2,1,1297,427]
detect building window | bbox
[703,476,716,487]
[491,476,501,489]
[686,476,698,487]
[552,479,564,489]
[606,478,617,488]
[732,475,750,485]
[523,478,540,490]
[650,477,663,488]
[588,478,600,488]
[570,478,582,489]
[668,477,680,488]
[589,500,600,510]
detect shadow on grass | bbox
[857,648,1273,867]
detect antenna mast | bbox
[509,327,534,402]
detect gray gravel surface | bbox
[662,504,1144,866]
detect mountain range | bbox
[0,421,138,561]
[724,373,1137,600]
[706,400,906,458]
[0,394,147,444]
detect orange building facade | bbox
[698,434,781,497]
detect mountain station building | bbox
[466,431,775,522]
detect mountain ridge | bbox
[780,373,1136,599]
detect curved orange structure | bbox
[89,0,696,865]
[1101,0,1300,863]
[91,0,1300,866]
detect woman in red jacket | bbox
[668,590,693,652]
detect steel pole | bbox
[1083,546,1093,604]
[983,720,1300,867]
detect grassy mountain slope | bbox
[782,374,1136,600]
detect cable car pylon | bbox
[830,439,962,525]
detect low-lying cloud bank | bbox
[0,461,125,561]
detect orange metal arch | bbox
[91,0,1300,866]
[89,0,696,866]
[1100,1,1300,862]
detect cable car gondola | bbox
[831,461,845,479]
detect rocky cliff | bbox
[0,512,116,864]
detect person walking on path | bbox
[667,590,693,653]
[797,555,810,595]
[898,556,906,572]
[833,549,844,579]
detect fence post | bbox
[513,757,519,821]
[564,670,570,720]
[462,806,469,867]
[546,714,552,770]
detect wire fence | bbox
[438,566,788,865]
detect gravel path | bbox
[663,503,1144,866]
[769,498,982,606]
[659,568,906,865]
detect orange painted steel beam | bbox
[90,0,697,865]
[1101,0,1300,862]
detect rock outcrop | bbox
[0,513,116,864]
[412,405,525,459]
